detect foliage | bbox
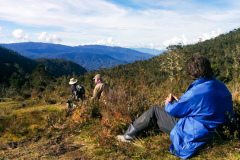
[0,46,37,87]
[35,58,87,77]
[30,64,53,89]
[0,47,86,98]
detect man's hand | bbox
[165,94,179,105]
[165,94,172,105]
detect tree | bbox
[30,64,54,91]
[9,73,21,90]
[166,44,182,52]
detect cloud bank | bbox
[0,0,240,49]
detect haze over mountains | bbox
[131,48,166,55]
[0,42,155,71]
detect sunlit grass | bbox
[0,81,240,159]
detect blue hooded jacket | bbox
[165,77,235,159]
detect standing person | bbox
[66,78,85,111]
[117,53,235,159]
[92,74,109,100]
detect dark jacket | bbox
[70,84,85,101]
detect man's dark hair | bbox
[187,53,213,80]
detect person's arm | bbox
[67,85,76,102]
[92,86,97,99]
[165,91,193,118]
[92,84,103,99]
[81,86,85,100]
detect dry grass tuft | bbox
[1,79,240,159]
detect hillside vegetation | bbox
[0,47,87,98]
[1,28,240,159]
[0,47,38,85]
[35,58,87,77]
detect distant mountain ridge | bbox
[0,46,87,85]
[0,42,155,70]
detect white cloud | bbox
[0,0,127,29]
[96,37,119,46]
[12,29,29,41]
[160,29,224,48]
[78,37,121,46]
[1,1,240,48]
[198,28,223,42]
[129,28,224,50]
[38,32,62,43]
[0,26,2,31]
[162,36,183,47]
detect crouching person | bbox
[66,78,85,116]
[117,53,235,159]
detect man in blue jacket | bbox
[117,53,235,159]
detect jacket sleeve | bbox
[92,86,98,99]
[165,90,193,118]
[93,84,103,99]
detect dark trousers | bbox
[133,106,180,135]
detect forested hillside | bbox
[0,47,87,97]
[35,58,87,77]
[0,46,38,85]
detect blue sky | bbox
[0,0,240,50]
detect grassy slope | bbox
[0,95,240,160]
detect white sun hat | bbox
[69,78,77,85]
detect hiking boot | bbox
[124,123,138,140]
[116,135,131,142]
[117,123,138,142]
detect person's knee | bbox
[151,106,165,116]
[151,106,161,111]
[152,106,158,109]
[145,106,160,117]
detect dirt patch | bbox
[74,157,92,160]
[2,136,42,150]
[46,134,66,145]
[43,134,85,157]
[48,142,83,156]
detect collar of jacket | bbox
[96,80,102,85]
[185,75,215,92]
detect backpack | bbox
[74,85,85,100]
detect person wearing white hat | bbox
[66,78,85,115]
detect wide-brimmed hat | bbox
[93,74,101,80]
[69,78,77,85]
